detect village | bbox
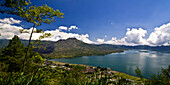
[43,60,142,84]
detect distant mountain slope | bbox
[121,45,170,53]
[0,39,31,49]
[0,39,9,49]
[1,39,169,59]
[35,38,124,59]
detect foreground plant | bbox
[135,65,170,85]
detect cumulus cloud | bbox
[42,29,93,43]
[59,26,68,31]
[0,23,23,39]
[0,18,93,43]
[123,28,148,45]
[147,23,170,45]
[96,38,105,43]
[0,17,21,24]
[58,26,78,31]
[68,26,78,31]
[97,28,148,45]
[1,18,170,46]
[104,37,124,45]
[97,24,170,46]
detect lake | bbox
[51,50,170,79]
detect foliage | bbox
[136,65,170,85]
[0,0,31,14]
[20,4,64,26]
[135,67,144,82]
[0,35,47,84]
[36,29,43,33]
[1,0,169,85]
[0,35,25,72]
[55,65,89,85]
[0,68,50,85]
[35,38,124,59]
[0,0,64,71]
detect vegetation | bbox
[0,35,45,85]
[0,35,169,85]
[0,0,64,71]
[135,66,170,85]
[35,38,125,59]
[121,45,170,53]
[0,35,25,72]
[0,0,169,85]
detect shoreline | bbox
[50,60,144,82]
[45,50,125,59]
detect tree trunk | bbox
[21,24,36,72]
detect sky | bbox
[0,0,170,46]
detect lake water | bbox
[51,50,170,79]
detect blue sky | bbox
[0,0,170,46]
[29,0,170,39]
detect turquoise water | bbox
[51,50,170,79]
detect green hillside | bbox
[1,38,170,59]
[35,38,124,59]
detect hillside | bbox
[121,45,170,53]
[35,38,125,59]
[1,38,169,58]
[0,39,30,49]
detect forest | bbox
[0,0,169,85]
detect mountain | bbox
[35,38,124,59]
[1,38,169,59]
[0,39,9,49]
[120,45,170,53]
[0,39,30,49]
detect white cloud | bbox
[68,26,78,31]
[96,38,105,43]
[58,26,78,31]
[0,18,93,44]
[59,26,67,30]
[97,26,170,46]
[97,28,148,45]
[147,23,170,45]
[0,23,23,39]
[123,28,148,45]
[1,18,170,46]
[105,37,123,45]
[0,17,21,24]
[18,32,43,40]
[43,29,93,43]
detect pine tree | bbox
[0,35,25,72]
[1,0,64,71]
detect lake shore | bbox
[45,50,125,59]
[50,60,144,82]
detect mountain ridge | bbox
[35,38,125,58]
[1,38,170,59]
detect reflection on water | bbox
[52,50,170,79]
[111,50,139,55]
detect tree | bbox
[0,0,31,15]
[20,4,64,71]
[135,65,170,85]
[0,35,25,72]
[1,0,64,71]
